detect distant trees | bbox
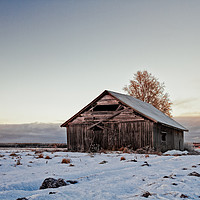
[123,70,172,117]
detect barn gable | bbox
[61,91,148,127]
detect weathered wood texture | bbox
[65,93,184,152]
[67,120,154,151]
[70,95,144,125]
[153,124,184,152]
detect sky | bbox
[1,0,200,125]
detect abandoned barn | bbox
[61,90,188,152]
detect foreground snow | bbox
[0,149,200,200]
[163,150,189,155]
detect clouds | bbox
[173,98,198,106]
[0,123,66,143]
[0,117,200,144]
[174,116,200,143]
[172,98,200,117]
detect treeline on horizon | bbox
[0,143,67,148]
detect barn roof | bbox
[61,90,188,131]
[108,90,188,131]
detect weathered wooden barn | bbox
[61,90,188,152]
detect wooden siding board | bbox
[152,124,184,152]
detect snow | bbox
[0,149,200,200]
[163,150,189,155]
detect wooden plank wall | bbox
[67,121,154,151]
[153,124,184,152]
[173,130,184,150]
[67,94,154,151]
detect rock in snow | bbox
[188,171,200,177]
[142,191,152,198]
[66,180,78,184]
[39,178,68,189]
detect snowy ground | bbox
[0,149,200,200]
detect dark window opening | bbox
[93,104,119,111]
[161,132,167,142]
[92,125,104,131]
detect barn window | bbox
[93,125,104,131]
[161,132,167,142]
[93,104,119,111]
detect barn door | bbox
[89,126,103,152]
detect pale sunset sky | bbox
[1,0,200,124]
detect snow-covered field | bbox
[0,149,200,200]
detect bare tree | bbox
[123,70,172,117]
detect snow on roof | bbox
[108,90,188,131]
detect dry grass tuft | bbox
[16,160,21,165]
[45,155,51,159]
[120,156,126,161]
[61,158,71,164]
[34,150,44,154]
[123,147,130,153]
[99,149,107,154]
[119,147,124,151]
[9,153,18,157]
[38,154,44,158]
[174,154,181,156]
